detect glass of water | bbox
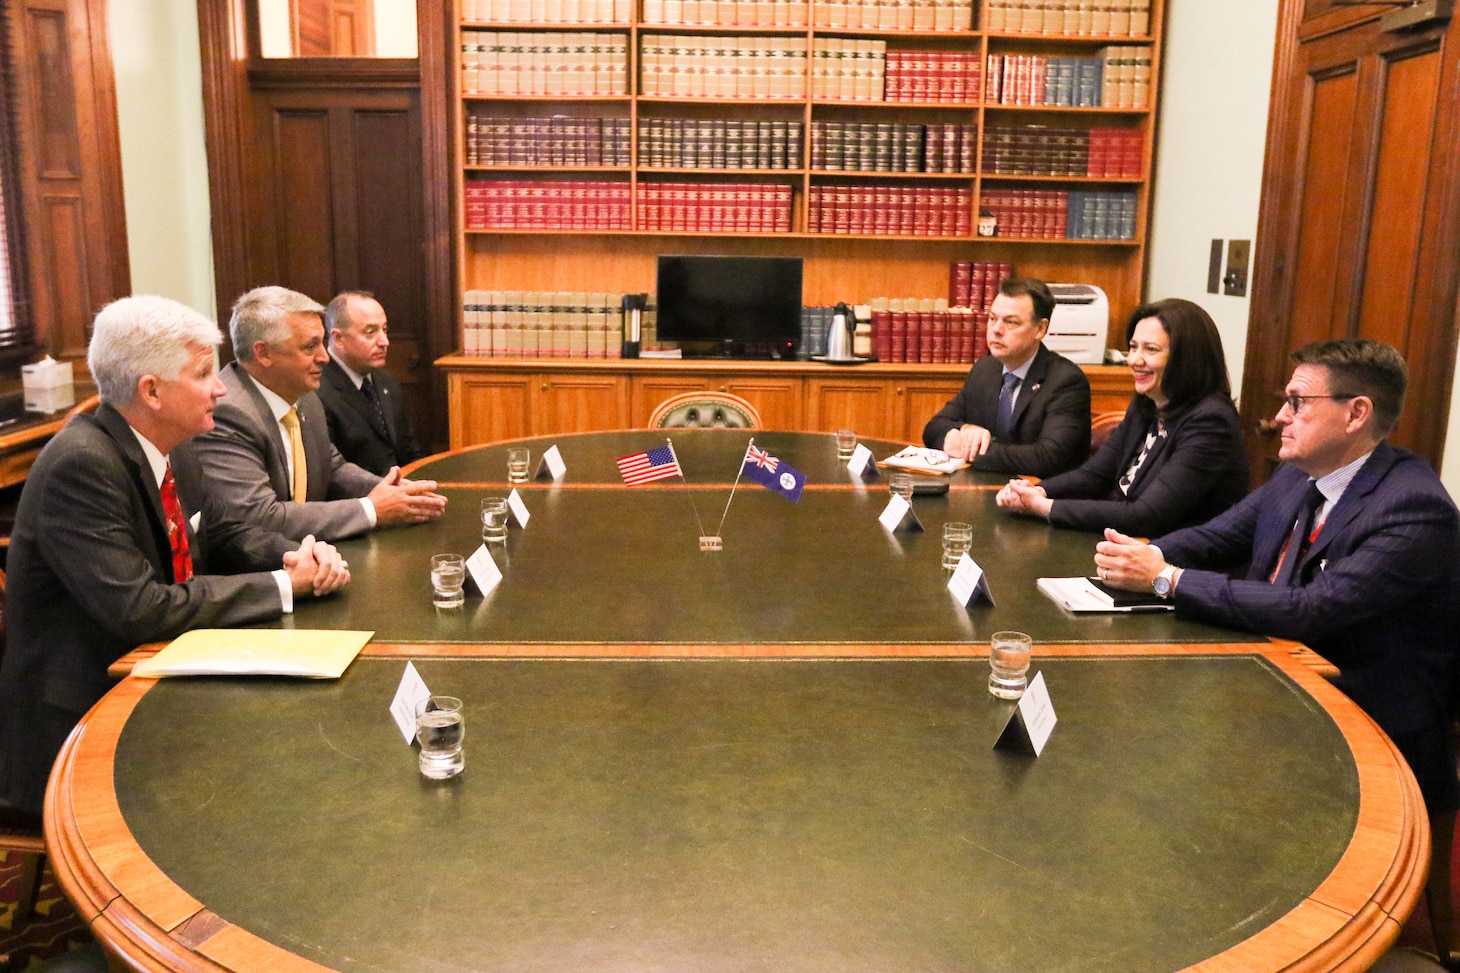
[430,553,466,609]
[507,447,530,483]
[889,472,915,500]
[480,497,510,544]
[941,521,973,570]
[989,632,1033,699]
[836,428,857,460]
[415,695,465,779]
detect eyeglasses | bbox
[1280,392,1357,415]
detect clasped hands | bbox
[368,466,449,525]
[283,534,350,597]
[995,477,1052,519]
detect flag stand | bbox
[664,437,744,553]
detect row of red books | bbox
[808,185,973,237]
[884,51,983,103]
[1086,128,1143,178]
[637,183,795,233]
[870,309,989,364]
[981,126,1142,179]
[980,189,1069,239]
[948,260,1014,307]
[464,180,632,230]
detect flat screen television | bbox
[655,255,803,356]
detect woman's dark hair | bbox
[1125,298,1232,416]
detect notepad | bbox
[1037,577,1173,613]
[129,629,374,678]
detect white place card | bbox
[389,661,432,744]
[847,443,878,479]
[994,671,1058,757]
[947,553,994,607]
[878,493,911,532]
[466,544,504,595]
[507,488,531,528]
[537,444,567,480]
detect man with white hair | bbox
[193,285,446,541]
[0,296,351,819]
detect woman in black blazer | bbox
[996,298,1248,535]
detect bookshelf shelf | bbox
[447,0,1166,389]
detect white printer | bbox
[1044,283,1108,365]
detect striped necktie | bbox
[995,372,1020,439]
[160,465,193,582]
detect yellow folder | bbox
[129,629,374,679]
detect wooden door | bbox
[448,371,532,448]
[532,374,629,433]
[806,377,898,439]
[1241,0,1460,483]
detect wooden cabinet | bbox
[441,356,1131,446]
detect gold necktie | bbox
[281,407,307,503]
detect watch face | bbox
[1152,575,1172,597]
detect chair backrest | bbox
[1090,411,1124,455]
[65,393,100,422]
[649,392,762,429]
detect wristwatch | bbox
[1152,565,1179,600]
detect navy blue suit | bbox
[1154,442,1460,766]
[1038,392,1248,536]
[921,343,1091,478]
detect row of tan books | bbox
[462,291,630,358]
[644,0,810,25]
[641,36,808,98]
[461,32,630,95]
[985,0,1151,36]
[812,0,973,30]
[461,0,629,22]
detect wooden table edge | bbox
[65,641,1416,973]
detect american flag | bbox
[616,445,682,485]
[745,445,778,473]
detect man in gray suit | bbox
[0,296,351,818]
[195,286,447,541]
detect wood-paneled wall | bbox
[10,0,129,364]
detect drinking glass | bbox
[416,695,465,779]
[480,497,510,544]
[989,631,1033,699]
[889,472,915,500]
[507,447,530,483]
[430,553,466,608]
[941,521,973,570]
[836,428,857,460]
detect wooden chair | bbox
[648,392,762,429]
[1090,410,1125,455]
[64,393,100,421]
[0,568,46,924]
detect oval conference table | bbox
[45,431,1425,973]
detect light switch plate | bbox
[1224,240,1250,297]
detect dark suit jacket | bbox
[316,357,423,476]
[921,343,1091,477]
[1037,392,1247,535]
[194,363,382,540]
[1153,442,1460,740]
[0,405,291,813]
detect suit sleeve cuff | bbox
[273,570,294,613]
[360,498,377,528]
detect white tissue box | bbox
[23,357,75,413]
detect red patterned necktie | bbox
[160,464,194,583]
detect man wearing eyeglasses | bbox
[1094,338,1460,966]
[922,276,1091,477]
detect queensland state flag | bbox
[617,445,682,485]
[741,444,805,502]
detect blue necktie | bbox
[995,373,1020,439]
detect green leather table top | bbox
[114,654,1358,973]
[296,432,1256,645]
